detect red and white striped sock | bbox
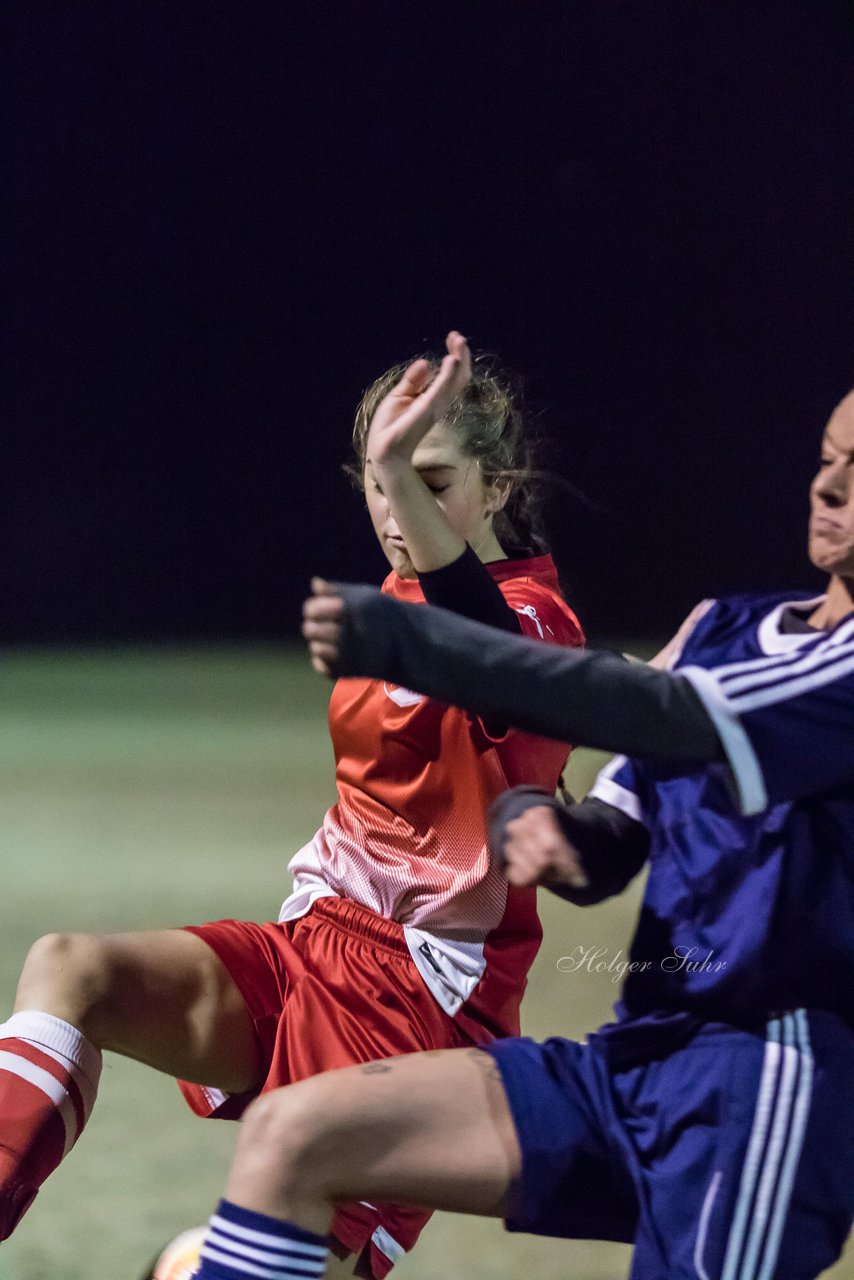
[0,1010,102,1239]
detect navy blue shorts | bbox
[485,1010,854,1280]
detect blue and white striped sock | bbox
[196,1199,329,1279]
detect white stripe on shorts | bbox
[756,1010,814,1280]
[719,1012,814,1280]
[371,1224,406,1264]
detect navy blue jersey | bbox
[588,591,854,1030]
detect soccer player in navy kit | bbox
[190,386,854,1280]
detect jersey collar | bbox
[757,596,826,654]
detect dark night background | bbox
[7,1,854,645]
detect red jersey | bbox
[280,554,583,1039]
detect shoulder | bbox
[677,591,821,661]
[708,590,821,626]
[498,575,583,647]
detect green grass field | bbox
[0,650,851,1280]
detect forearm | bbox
[373,458,466,572]
[334,587,722,763]
[552,796,650,904]
[417,545,521,632]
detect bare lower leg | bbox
[223,1048,520,1237]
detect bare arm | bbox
[366,330,474,572]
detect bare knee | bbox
[231,1080,341,1200]
[228,1083,365,1243]
[15,932,115,1033]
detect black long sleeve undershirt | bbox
[488,787,650,906]
[332,585,723,764]
[416,545,522,633]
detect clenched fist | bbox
[498,803,590,892]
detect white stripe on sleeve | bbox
[678,666,767,816]
[588,756,646,825]
[728,647,854,713]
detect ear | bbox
[486,477,512,515]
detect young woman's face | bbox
[809,392,854,579]
[364,422,499,578]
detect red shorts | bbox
[179,897,478,1279]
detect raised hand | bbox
[367,331,472,468]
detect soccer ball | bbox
[142,1225,206,1279]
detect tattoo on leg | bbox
[361,1061,393,1074]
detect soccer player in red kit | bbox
[0,333,582,1277]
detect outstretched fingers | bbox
[424,330,471,421]
[366,330,473,467]
[391,357,433,404]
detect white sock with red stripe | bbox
[0,1010,102,1239]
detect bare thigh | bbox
[230,1047,522,1226]
[15,928,263,1092]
